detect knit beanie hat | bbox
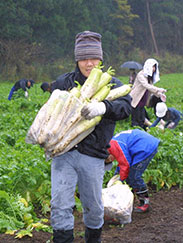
[74,31,103,62]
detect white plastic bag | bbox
[102,178,134,224]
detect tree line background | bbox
[0,0,182,82]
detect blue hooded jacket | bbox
[108,129,160,180]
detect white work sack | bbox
[102,176,134,224]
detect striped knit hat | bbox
[74,31,103,61]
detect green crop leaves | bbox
[1,74,183,236]
[0,83,51,234]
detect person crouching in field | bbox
[150,102,183,129]
[40,81,56,93]
[106,129,160,213]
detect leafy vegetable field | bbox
[0,73,183,239]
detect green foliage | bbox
[0,191,32,232]
[0,73,183,235]
[145,128,183,191]
[128,0,183,56]
[0,0,183,79]
[104,73,183,191]
[75,195,83,213]
[0,83,51,234]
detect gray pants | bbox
[51,149,105,231]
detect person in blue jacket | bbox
[150,102,183,129]
[106,129,160,213]
[8,79,35,100]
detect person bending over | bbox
[150,102,183,129]
[130,58,166,130]
[106,129,160,213]
[8,79,34,100]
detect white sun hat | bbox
[156,102,168,117]
[143,58,160,83]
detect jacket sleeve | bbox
[103,78,132,121]
[150,117,161,127]
[108,140,130,181]
[136,72,163,95]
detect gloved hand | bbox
[158,88,167,93]
[157,89,166,102]
[81,102,106,120]
[25,91,29,98]
[157,124,165,130]
[160,93,166,102]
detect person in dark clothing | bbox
[129,68,137,85]
[8,79,35,100]
[51,31,131,243]
[40,81,56,93]
[150,102,183,129]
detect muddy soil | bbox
[0,187,183,243]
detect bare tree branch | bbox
[146,0,159,55]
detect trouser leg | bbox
[77,153,105,229]
[126,150,158,213]
[131,106,146,129]
[8,86,15,100]
[51,152,78,232]
[126,149,158,190]
[76,152,105,242]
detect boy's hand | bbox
[105,154,115,164]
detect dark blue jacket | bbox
[8,79,35,100]
[51,66,132,158]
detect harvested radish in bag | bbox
[102,182,134,224]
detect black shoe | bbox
[85,227,102,243]
[53,229,74,243]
